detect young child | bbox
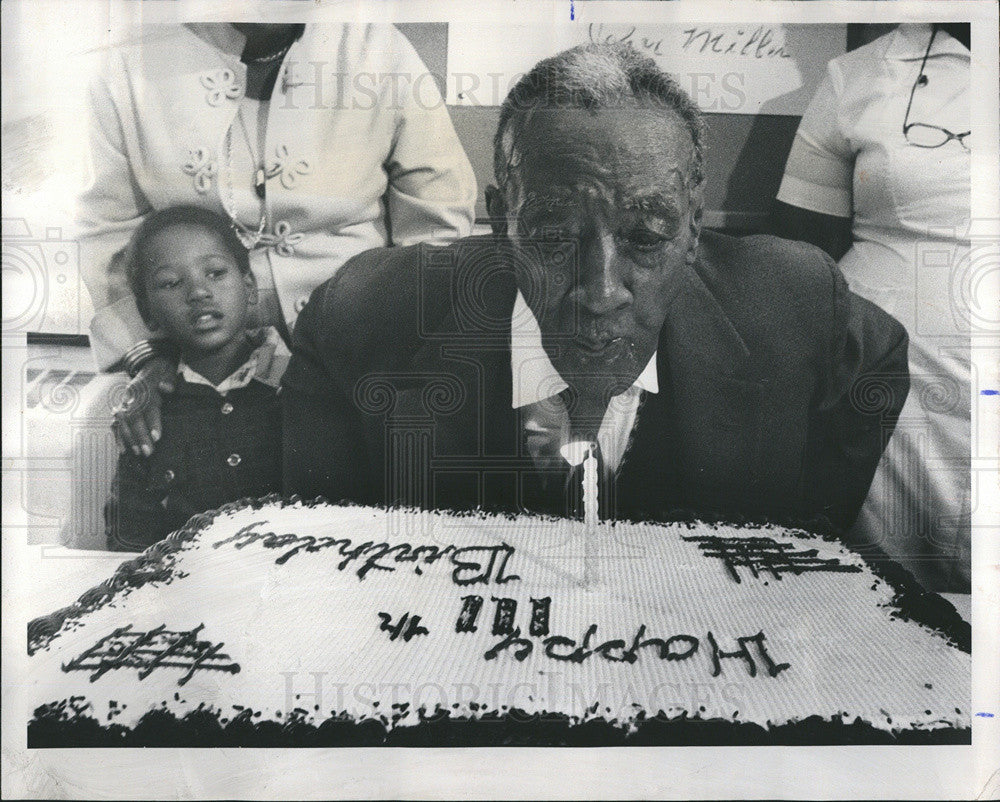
[105,206,288,550]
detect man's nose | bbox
[573,232,630,315]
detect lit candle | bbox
[559,440,598,524]
[560,440,599,587]
[583,442,598,588]
[583,442,598,528]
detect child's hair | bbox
[124,205,251,322]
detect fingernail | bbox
[151,430,160,441]
[132,446,140,455]
[141,445,152,457]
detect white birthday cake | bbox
[28,498,970,745]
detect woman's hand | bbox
[113,355,177,457]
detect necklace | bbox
[222,106,268,249]
[247,42,291,65]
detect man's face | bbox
[506,106,702,396]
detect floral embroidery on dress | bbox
[181,148,217,194]
[270,220,304,257]
[266,145,311,190]
[200,69,242,106]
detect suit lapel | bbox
[617,264,765,519]
[664,265,753,382]
[612,386,679,520]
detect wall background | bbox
[1,21,889,338]
[396,22,877,230]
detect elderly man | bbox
[282,43,908,531]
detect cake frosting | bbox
[27,497,971,746]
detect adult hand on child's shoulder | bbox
[113,355,176,457]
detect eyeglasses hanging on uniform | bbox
[902,25,972,150]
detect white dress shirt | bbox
[509,291,658,473]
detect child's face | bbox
[142,224,255,356]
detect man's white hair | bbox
[493,42,707,197]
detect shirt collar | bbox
[178,327,289,394]
[185,23,247,59]
[510,290,658,409]
[185,22,309,63]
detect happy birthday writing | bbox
[378,595,790,677]
[212,521,520,585]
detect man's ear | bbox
[485,185,508,236]
[686,180,705,264]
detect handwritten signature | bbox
[587,23,792,60]
[588,23,665,56]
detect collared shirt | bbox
[510,291,658,472]
[178,326,289,395]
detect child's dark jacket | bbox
[106,329,287,551]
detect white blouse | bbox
[777,24,972,592]
[777,23,970,337]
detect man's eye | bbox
[620,228,668,250]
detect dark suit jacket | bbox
[282,231,908,531]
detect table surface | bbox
[23,545,973,625]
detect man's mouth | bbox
[574,335,625,357]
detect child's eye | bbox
[155,277,180,290]
[207,267,229,279]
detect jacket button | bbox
[221,401,234,415]
[164,469,175,482]
[293,296,309,313]
[226,453,242,467]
